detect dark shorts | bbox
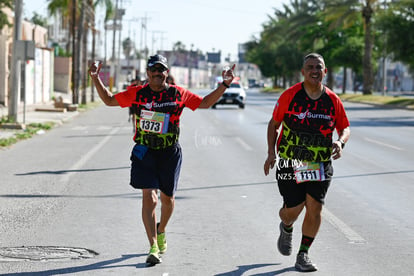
[130,143,182,197]
[276,160,333,208]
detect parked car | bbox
[212,81,246,109]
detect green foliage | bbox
[0,122,55,147]
[31,12,48,27]
[0,0,13,29]
[376,0,414,70]
[243,0,408,92]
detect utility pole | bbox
[110,0,118,92]
[116,2,124,91]
[8,0,23,122]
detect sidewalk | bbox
[0,92,86,141]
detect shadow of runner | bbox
[15,166,130,176]
[0,254,145,276]
[214,263,293,276]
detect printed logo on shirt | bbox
[142,101,178,110]
[294,110,332,120]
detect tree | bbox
[122,37,134,59]
[47,0,114,103]
[245,0,324,88]
[0,0,13,29]
[31,11,48,27]
[377,0,414,70]
[323,0,383,94]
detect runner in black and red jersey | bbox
[89,54,236,265]
[264,53,350,272]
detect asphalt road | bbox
[0,89,413,275]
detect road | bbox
[0,88,413,275]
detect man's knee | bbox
[160,192,174,206]
[305,195,323,219]
[280,202,305,223]
[143,189,158,207]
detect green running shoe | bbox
[157,223,167,254]
[146,244,161,265]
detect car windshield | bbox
[230,83,241,88]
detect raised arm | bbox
[198,64,236,109]
[88,62,119,106]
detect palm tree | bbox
[47,0,113,103]
[323,0,382,94]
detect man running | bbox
[89,54,235,265]
[264,53,350,272]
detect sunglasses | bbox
[148,66,167,73]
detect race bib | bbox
[294,162,325,184]
[139,110,170,134]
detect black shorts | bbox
[130,143,182,197]
[276,160,333,208]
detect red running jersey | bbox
[272,82,350,162]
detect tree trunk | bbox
[71,0,78,104]
[362,4,374,95]
[342,66,347,94]
[76,0,84,104]
[81,0,88,105]
[89,0,95,102]
[327,69,334,90]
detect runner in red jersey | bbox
[89,54,236,265]
[264,53,350,272]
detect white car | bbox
[212,81,246,109]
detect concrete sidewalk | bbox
[0,93,86,141]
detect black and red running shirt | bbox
[115,84,203,149]
[272,82,350,162]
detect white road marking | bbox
[97,126,112,131]
[234,137,253,151]
[323,207,366,244]
[364,137,403,151]
[71,126,87,131]
[60,127,120,184]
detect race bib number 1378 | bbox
[139,110,170,134]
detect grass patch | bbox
[0,122,55,147]
[339,94,414,108]
[78,100,103,111]
[261,87,285,93]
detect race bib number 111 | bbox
[139,110,170,134]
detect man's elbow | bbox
[198,98,212,109]
[101,97,118,106]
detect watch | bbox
[338,139,345,149]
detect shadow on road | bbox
[335,169,414,179]
[14,166,130,176]
[0,254,145,276]
[214,263,297,276]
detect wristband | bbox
[338,139,345,149]
[222,82,229,88]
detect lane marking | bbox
[234,137,253,151]
[364,137,403,151]
[71,126,87,131]
[60,127,120,184]
[323,207,366,244]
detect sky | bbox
[23,0,289,60]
